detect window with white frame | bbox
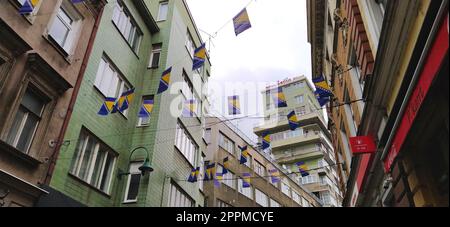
[204,128,211,144]
[218,132,234,155]
[123,162,143,203]
[292,191,301,205]
[217,165,236,189]
[94,56,132,116]
[149,43,162,68]
[254,160,266,177]
[237,147,252,168]
[255,189,269,207]
[270,198,281,207]
[301,175,318,185]
[175,121,198,166]
[281,182,291,198]
[344,88,358,136]
[360,0,387,48]
[199,154,205,191]
[185,30,195,58]
[6,88,46,153]
[137,95,154,126]
[48,2,82,54]
[112,1,143,53]
[168,182,194,207]
[321,191,332,205]
[157,1,169,21]
[182,71,200,116]
[302,197,310,207]
[69,130,117,194]
[238,178,253,200]
[295,95,304,104]
[296,106,307,115]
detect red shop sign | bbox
[384,15,449,172]
[350,136,377,155]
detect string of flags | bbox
[239,145,249,164]
[287,110,300,131]
[182,99,196,117]
[228,96,241,115]
[296,161,310,177]
[268,168,281,184]
[233,8,252,36]
[272,88,288,108]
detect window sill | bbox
[147,66,159,70]
[67,173,112,199]
[42,34,73,64]
[0,140,42,167]
[122,200,138,205]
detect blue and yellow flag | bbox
[268,169,281,184]
[19,0,39,14]
[71,0,84,3]
[188,167,200,183]
[138,98,154,118]
[182,99,196,117]
[214,172,223,188]
[287,111,300,131]
[296,161,310,177]
[222,157,230,175]
[205,163,216,181]
[228,95,241,115]
[157,67,172,94]
[239,145,249,164]
[313,75,332,97]
[261,131,271,150]
[193,43,206,71]
[98,97,117,116]
[272,88,288,108]
[242,173,251,188]
[233,8,252,36]
[112,87,135,113]
[315,90,331,107]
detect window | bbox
[218,132,234,155]
[296,106,306,115]
[217,165,236,189]
[175,121,198,165]
[6,88,46,153]
[70,130,117,194]
[182,71,200,116]
[185,31,195,58]
[157,2,169,21]
[94,57,132,116]
[123,162,143,203]
[254,161,266,177]
[321,191,332,205]
[281,182,291,198]
[48,3,82,54]
[255,189,268,207]
[238,178,253,199]
[292,191,301,205]
[199,154,205,191]
[302,197,310,207]
[149,44,162,68]
[217,199,232,207]
[301,175,318,185]
[360,0,387,47]
[168,183,194,207]
[137,95,154,126]
[344,88,358,136]
[295,95,304,104]
[269,198,281,207]
[112,1,143,53]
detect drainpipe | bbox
[44,4,105,185]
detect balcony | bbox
[254,112,326,135]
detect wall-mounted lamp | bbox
[118,146,154,179]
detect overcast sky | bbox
[186,0,312,142]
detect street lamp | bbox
[118,146,154,179]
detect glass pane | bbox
[151,52,160,67]
[158,3,168,21]
[49,15,70,47]
[112,3,121,25]
[22,89,45,116]
[58,8,73,25]
[94,59,107,88]
[78,137,96,180]
[90,148,107,186]
[100,153,115,192]
[16,113,39,153]
[126,174,141,201]
[70,132,87,173]
[6,107,26,146]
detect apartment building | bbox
[204,117,322,207]
[0,0,105,207]
[253,76,342,206]
[308,0,448,206]
[48,0,211,207]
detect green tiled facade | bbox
[50,0,210,207]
